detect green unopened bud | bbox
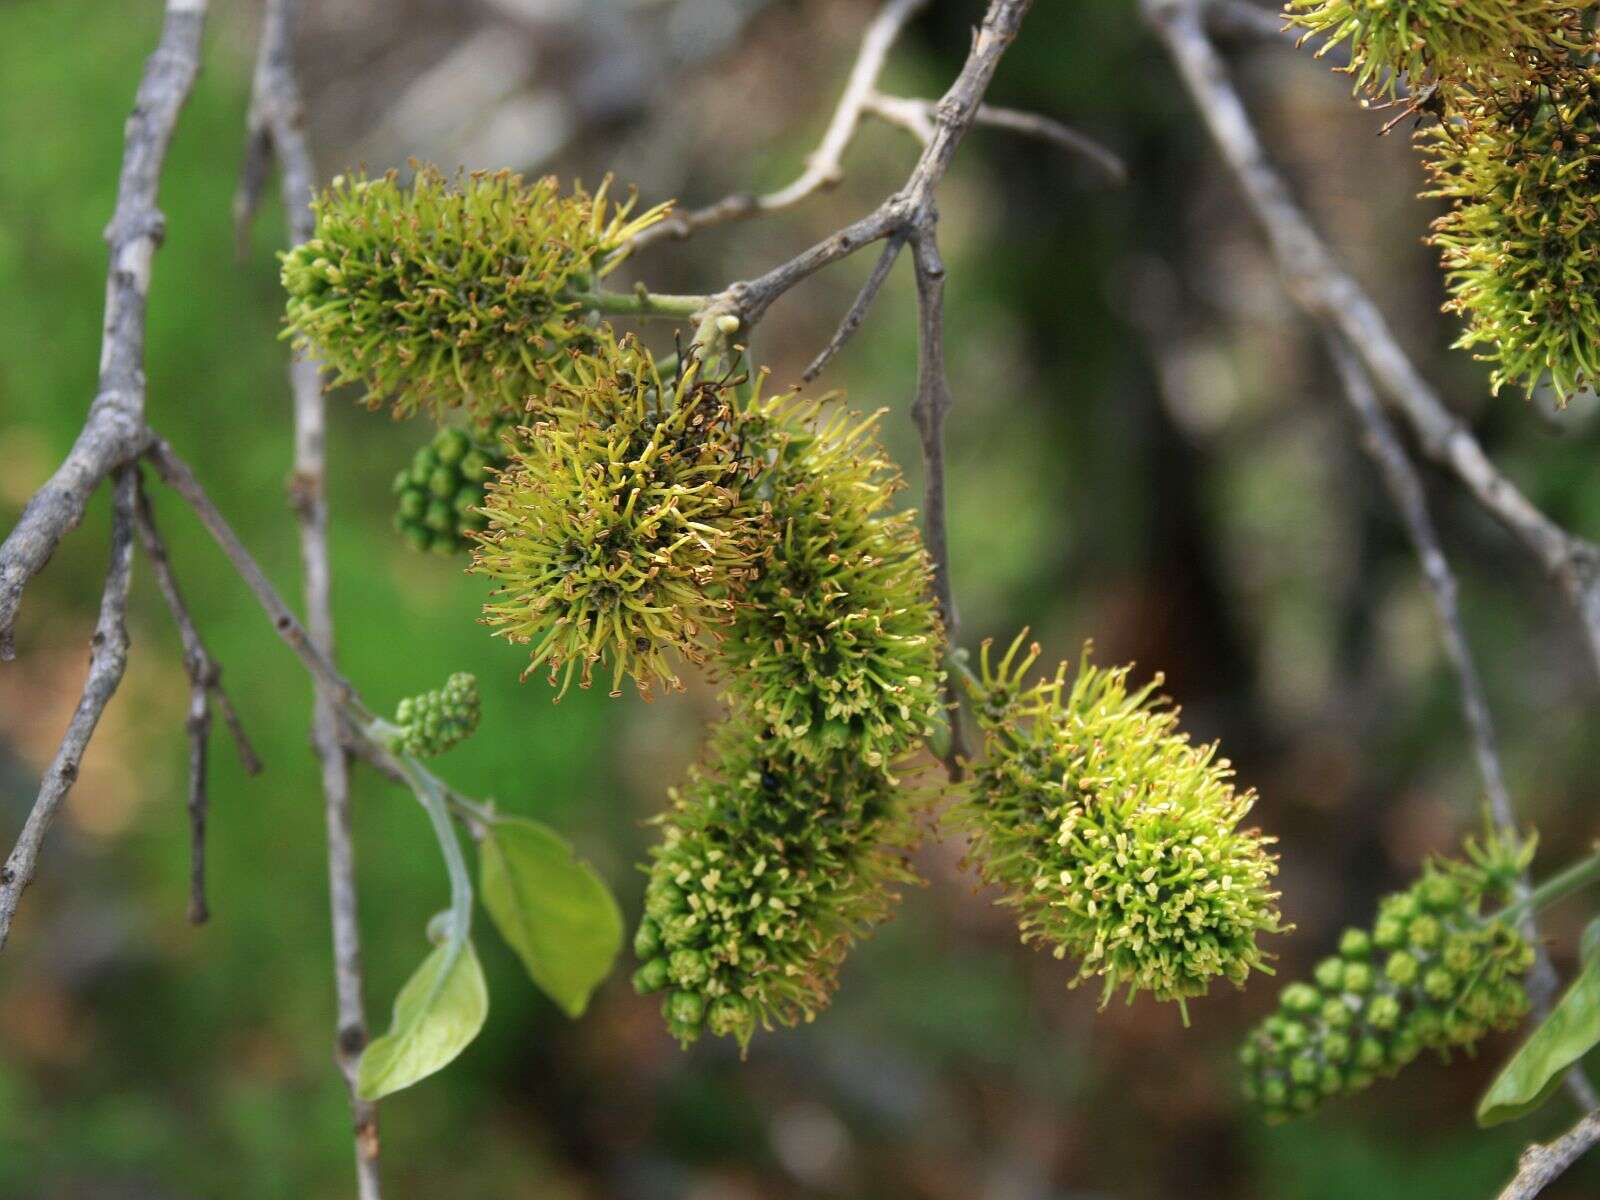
[390,672,481,758]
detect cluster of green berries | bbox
[1422,71,1600,401]
[390,672,482,759]
[630,715,919,1049]
[392,422,512,555]
[1240,850,1533,1122]
[954,633,1284,1018]
[472,331,755,699]
[280,165,666,423]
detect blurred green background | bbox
[5,1,1600,1197]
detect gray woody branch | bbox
[0,0,209,950]
[0,0,206,658]
[235,1,382,1193]
[132,475,262,927]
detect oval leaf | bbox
[480,816,623,1018]
[357,937,488,1102]
[1478,954,1600,1126]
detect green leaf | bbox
[1581,915,1600,967]
[357,937,488,1101]
[479,816,623,1018]
[1478,954,1600,1126]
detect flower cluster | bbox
[717,397,945,768]
[1422,71,1600,402]
[954,633,1284,1017]
[470,332,753,699]
[1240,841,1534,1122]
[630,715,919,1049]
[618,380,946,1049]
[280,167,666,423]
[1283,0,1585,101]
[390,672,482,759]
[392,422,511,555]
[1284,0,1600,402]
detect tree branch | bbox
[629,0,930,251]
[132,472,262,926]
[863,93,1127,184]
[1142,0,1600,683]
[238,1,381,1187]
[803,234,907,382]
[910,232,968,778]
[0,0,206,660]
[1496,1109,1600,1200]
[0,469,137,950]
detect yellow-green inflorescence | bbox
[716,395,946,768]
[630,714,923,1049]
[393,421,513,555]
[627,381,948,1050]
[280,166,667,423]
[1283,0,1586,101]
[955,633,1284,1019]
[471,331,755,700]
[1240,836,1535,1122]
[1422,70,1600,402]
[391,672,482,759]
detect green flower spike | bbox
[1422,71,1600,404]
[631,713,922,1050]
[392,420,514,555]
[1284,0,1585,101]
[955,633,1284,1020]
[1240,835,1536,1123]
[391,672,482,759]
[280,165,668,423]
[716,395,946,767]
[472,331,752,699]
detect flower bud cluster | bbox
[1240,849,1533,1122]
[281,166,665,423]
[629,387,947,1050]
[1421,71,1600,403]
[717,396,945,768]
[392,422,512,555]
[629,715,919,1049]
[1284,0,1586,102]
[471,331,754,699]
[955,634,1284,1017]
[391,672,482,759]
[1284,0,1600,403]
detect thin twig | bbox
[0,0,207,660]
[144,439,493,831]
[1142,0,1600,683]
[803,234,907,382]
[1496,1109,1600,1200]
[630,0,930,251]
[1324,337,1597,1110]
[864,93,1127,184]
[238,1,381,1185]
[910,232,968,779]
[0,470,137,950]
[132,472,262,926]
